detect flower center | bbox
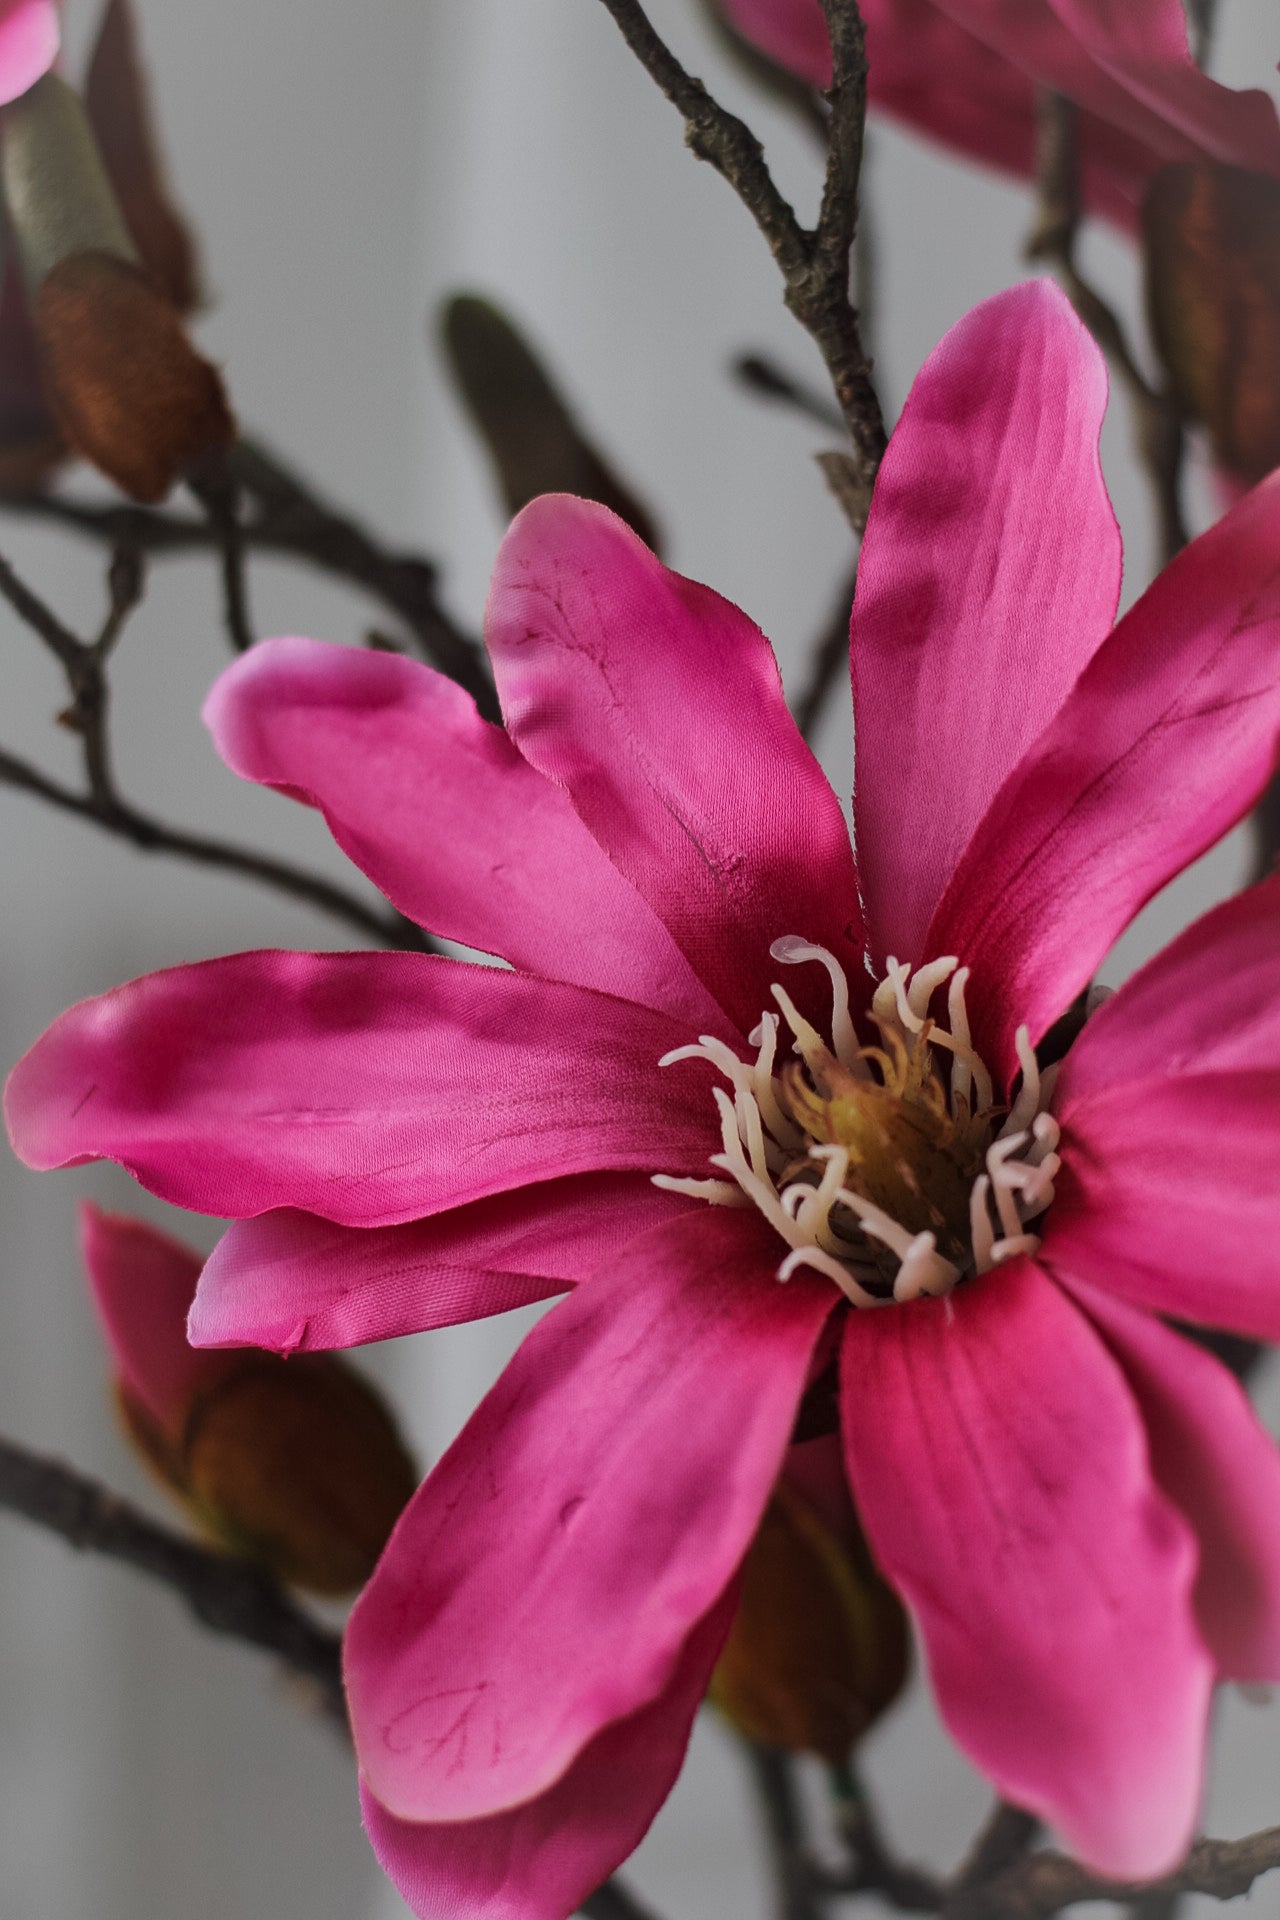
[654,939,1061,1309]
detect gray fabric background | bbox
[0,3,1275,1914]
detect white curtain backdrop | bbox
[0,3,1275,1915]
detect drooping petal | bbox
[852,281,1118,971]
[205,638,725,1033]
[1055,871,1280,1103]
[360,1589,736,1920]
[0,0,58,107]
[1047,1068,1280,1343]
[718,0,831,87]
[5,951,716,1226]
[190,1174,694,1354]
[486,495,863,1036]
[928,468,1280,1081]
[345,1208,832,1821]
[1062,1274,1280,1682]
[80,1203,234,1433]
[839,1260,1211,1878]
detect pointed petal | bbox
[1049,1068,1280,1343]
[205,638,724,1033]
[928,468,1280,1081]
[1056,871,1280,1103]
[486,495,863,1036]
[359,1589,736,1920]
[190,1175,694,1354]
[0,1,58,107]
[80,1203,233,1434]
[346,1208,831,1821]
[1063,1275,1280,1682]
[839,1261,1211,1878]
[5,951,716,1225]
[852,282,1118,970]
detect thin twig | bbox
[1026,91,1187,565]
[579,1879,665,1920]
[822,1762,943,1910]
[595,0,884,529]
[733,352,846,432]
[747,1744,828,1920]
[951,1802,1040,1893]
[941,1828,1280,1920]
[190,461,256,654]
[0,1434,346,1719]
[794,565,856,742]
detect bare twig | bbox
[595,0,884,528]
[0,550,430,949]
[0,1434,346,1718]
[951,1802,1040,1893]
[1026,91,1186,565]
[747,1744,828,1920]
[733,352,846,432]
[942,1828,1280,1919]
[822,1762,943,1910]
[794,564,856,742]
[189,460,256,654]
[580,1881,665,1920]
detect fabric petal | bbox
[360,1589,736,1920]
[928,468,1280,1081]
[839,1260,1210,1878]
[0,0,58,107]
[345,1207,832,1821]
[1056,871,1280,1104]
[80,1203,234,1434]
[852,281,1118,971]
[5,951,716,1226]
[1062,1275,1280,1682]
[1048,1068,1280,1342]
[190,1174,694,1354]
[485,495,863,1036]
[205,638,725,1032]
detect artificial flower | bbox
[82,1204,418,1594]
[0,0,57,108]
[716,0,1280,229]
[10,279,1280,1913]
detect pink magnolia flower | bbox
[0,0,57,106]
[718,0,1280,229]
[10,279,1280,1912]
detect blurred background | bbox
[0,1,1277,1914]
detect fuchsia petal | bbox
[80,1203,234,1434]
[852,282,1118,971]
[719,0,831,87]
[190,1174,694,1354]
[360,1590,737,1920]
[1056,872,1280,1102]
[1048,1070,1280,1343]
[5,951,716,1226]
[839,1261,1211,1878]
[928,469,1280,1083]
[205,639,724,1033]
[345,1208,831,1822]
[0,0,58,106]
[1063,1276,1280,1682]
[486,496,863,1037]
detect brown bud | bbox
[34,249,233,499]
[709,1480,909,1761]
[1144,163,1280,485]
[441,293,661,550]
[178,1354,419,1597]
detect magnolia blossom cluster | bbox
[10,277,1280,1918]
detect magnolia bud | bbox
[1144,163,1280,486]
[82,1206,418,1596]
[709,1470,909,1761]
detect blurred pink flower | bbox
[718,0,1280,228]
[11,280,1280,1914]
[0,0,57,106]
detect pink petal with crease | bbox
[360,1588,737,1920]
[0,0,58,106]
[1062,1274,1280,1682]
[839,1261,1211,1878]
[190,1173,695,1354]
[852,282,1118,970]
[205,638,725,1033]
[486,495,863,1036]
[1056,871,1280,1104]
[346,1208,831,1821]
[928,469,1280,1081]
[1048,1069,1280,1343]
[5,950,716,1226]
[80,1203,234,1433]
